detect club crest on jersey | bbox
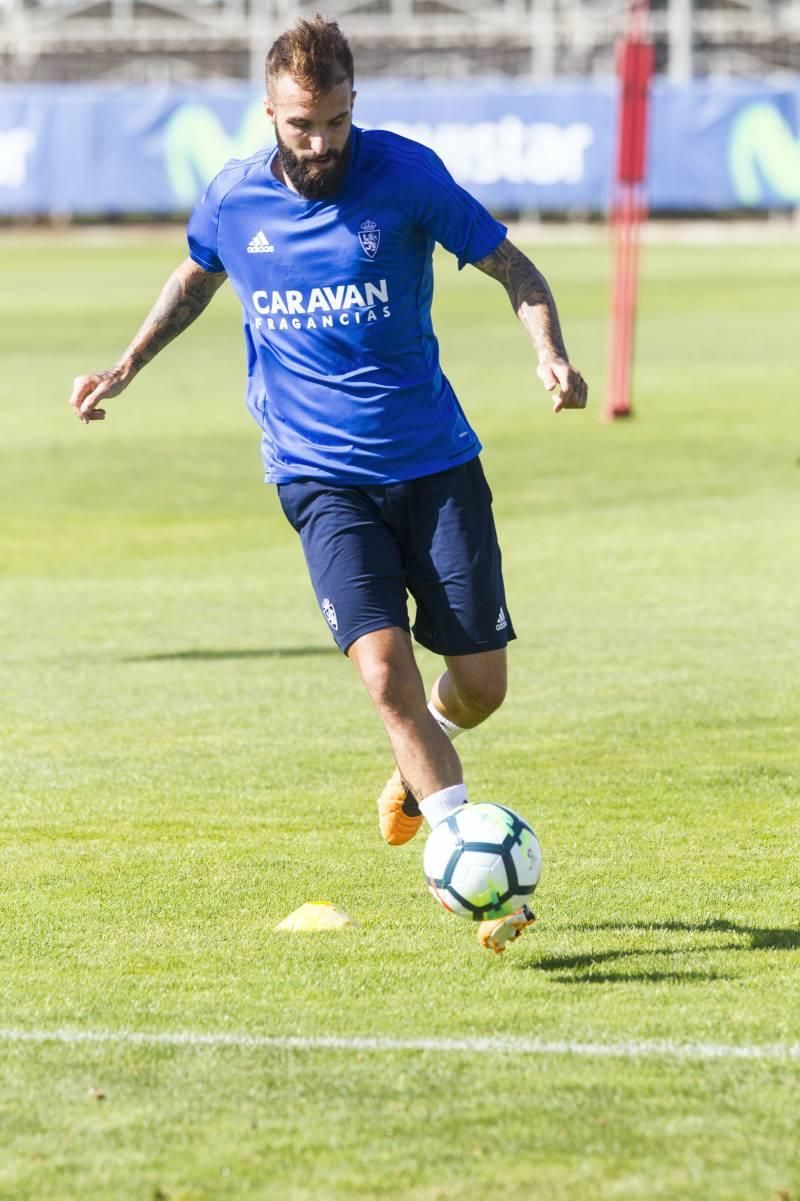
[321,597,338,631]
[358,218,380,259]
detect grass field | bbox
[0,229,798,1200]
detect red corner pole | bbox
[605,0,654,421]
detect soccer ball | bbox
[423,803,541,921]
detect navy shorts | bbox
[277,457,516,655]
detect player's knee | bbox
[358,655,416,716]
[457,674,507,719]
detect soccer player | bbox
[69,16,588,953]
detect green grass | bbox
[0,230,798,1200]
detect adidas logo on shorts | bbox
[247,230,274,254]
[495,607,508,632]
[322,597,338,631]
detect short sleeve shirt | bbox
[187,126,507,484]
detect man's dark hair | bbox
[266,14,354,94]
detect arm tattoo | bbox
[473,238,568,361]
[120,259,227,377]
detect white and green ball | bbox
[423,802,542,921]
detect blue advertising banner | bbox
[0,78,798,216]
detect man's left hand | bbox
[537,359,588,412]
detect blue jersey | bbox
[187,126,506,484]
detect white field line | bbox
[0,1028,798,1063]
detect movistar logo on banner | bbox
[161,101,595,206]
[384,116,594,186]
[729,102,800,205]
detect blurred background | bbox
[1,0,799,219]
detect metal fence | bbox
[1,0,798,84]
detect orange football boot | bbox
[477,905,536,953]
[377,767,424,846]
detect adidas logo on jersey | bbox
[247,230,274,254]
[495,607,508,632]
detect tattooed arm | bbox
[69,258,227,424]
[472,238,587,412]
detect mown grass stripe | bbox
[1,1028,798,1062]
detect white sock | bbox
[428,702,466,741]
[419,783,468,827]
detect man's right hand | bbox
[69,366,131,425]
[68,257,227,427]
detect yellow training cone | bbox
[274,902,358,932]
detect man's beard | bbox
[275,129,350,200]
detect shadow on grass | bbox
[516,919,799,981]
[124,645,339,663]
[586,919,800,952]
[528,946,737,983]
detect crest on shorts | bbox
[321,597,338,631]
[358,218,380,259]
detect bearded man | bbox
[70,15,588,953]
